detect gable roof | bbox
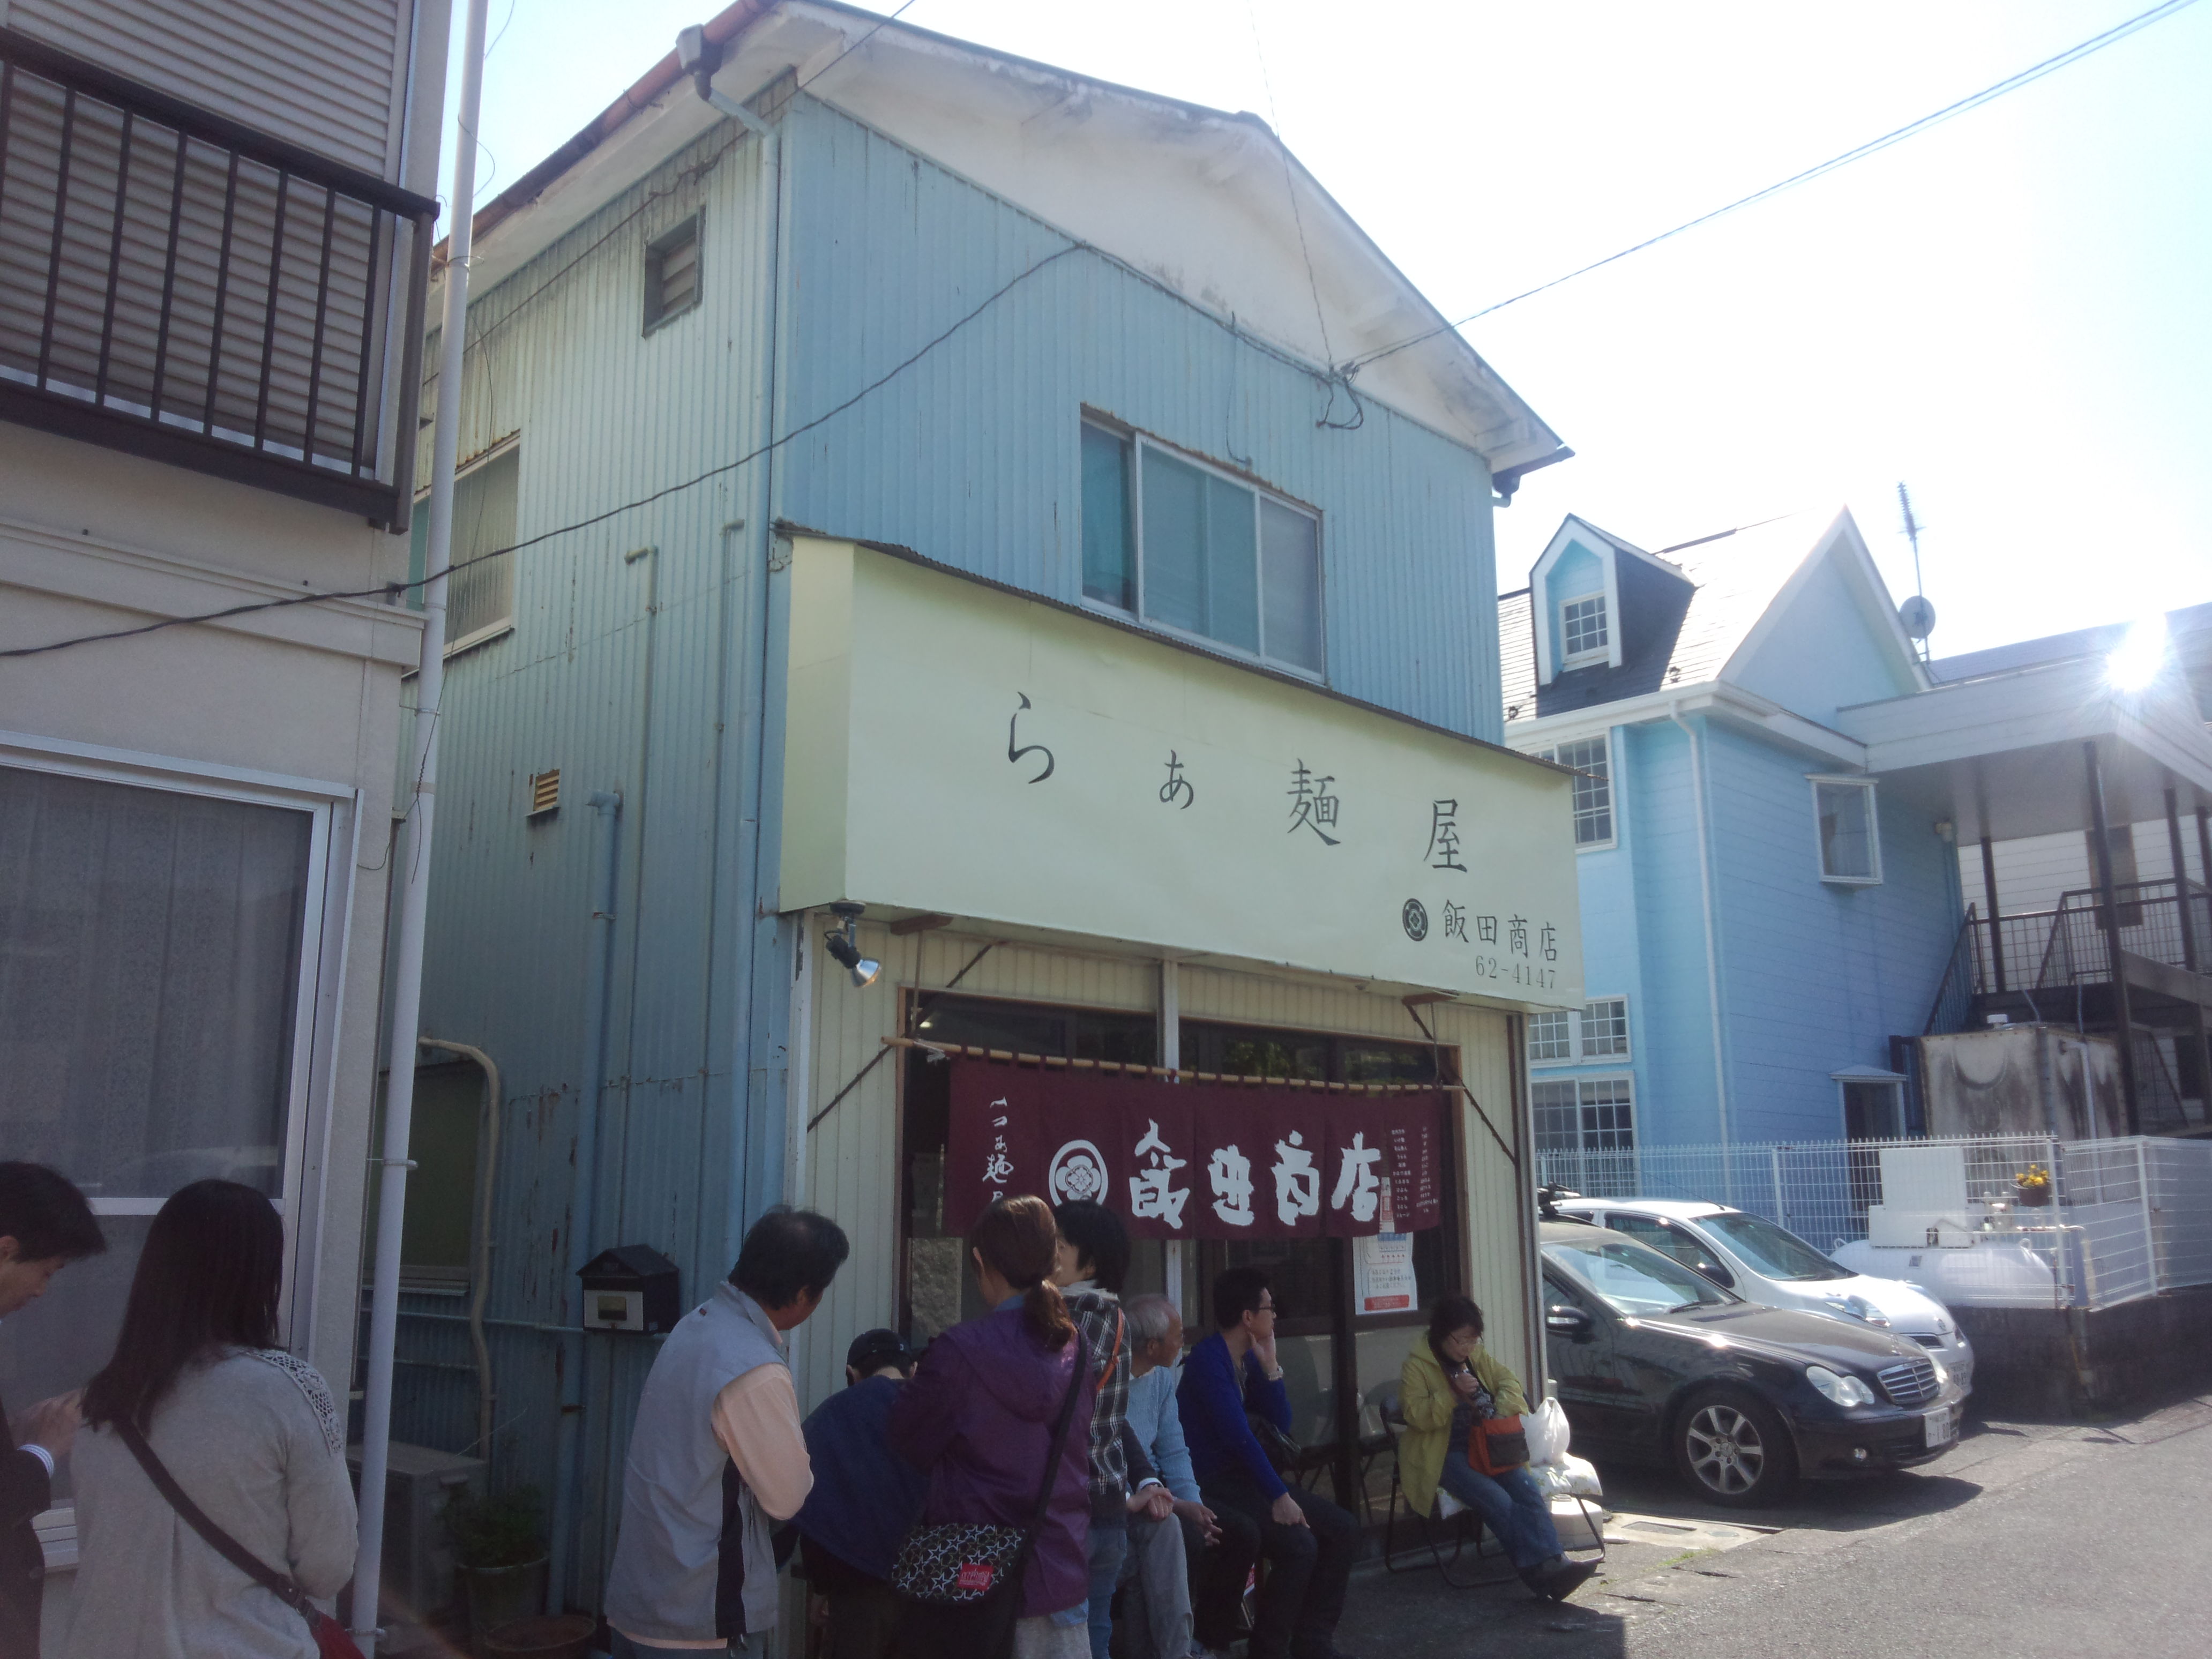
[450,0,1565,473]
[1499,509,1924,726]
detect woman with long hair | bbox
[64,1180,356,1657]
[1395,1293,1595,1600]
[888,1194,1095,1659]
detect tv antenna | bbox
[1895,482,1936,659]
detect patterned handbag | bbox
[892,1343,1087,1659]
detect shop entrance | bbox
[900,990,1464,1515]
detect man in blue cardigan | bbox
[1176,1267,1359,1659]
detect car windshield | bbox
[1544,1236,1736,1317]
[1701,1212,1851,1281]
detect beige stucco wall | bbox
[0,423,422,1386]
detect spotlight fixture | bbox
[823,901,881,989]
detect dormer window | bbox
[1561,593,1609,663]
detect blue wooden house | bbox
[384,0,1592,1619]
[1498,510,2212,1167]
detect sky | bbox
[444,1,2212,658]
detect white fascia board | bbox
[1505,681,1868,768]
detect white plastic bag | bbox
[1557,1452,1603,1498]
[1524,1396,1572,1467]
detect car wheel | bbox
[1673,1388,1797,1506]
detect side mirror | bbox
[1694,1258,1735,1289]
[1545,1304,1594,1341]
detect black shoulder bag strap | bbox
[1008,1338,1089,1578]
[114,1416,320,1619]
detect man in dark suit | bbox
[0,1164,105,1659]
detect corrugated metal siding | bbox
[394,124,780,1609]
[11,0,415,178]
[775,97,1504,743]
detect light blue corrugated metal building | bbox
[388,0,1571,1613]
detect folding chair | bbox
[1372,1383,1506,1588]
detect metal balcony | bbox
[0,30,435,527]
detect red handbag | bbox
[1467,1413,1530,1476]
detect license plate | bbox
[1924,1406,1955,1448]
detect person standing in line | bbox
[1176,1268,1359,1659]
[604,1208,851,1658]
[0,1163,106,1659]
[1049,1200,1152,1659]
[1118,1294,1252,1659]
[1397,1295,1595,1601]
[64,1180,355,1659]
[792,1329,930,1659]
[888,1195,1095,1659]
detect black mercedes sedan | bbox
[1541,1220,1966,1506]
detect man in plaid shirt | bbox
[1053,1201,1167,1659]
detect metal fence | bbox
[1537,1133,2212,1311]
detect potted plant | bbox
[2013,1163,2053,1208]
[443,1485,548,1653]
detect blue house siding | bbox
[1699,722,1960,1143]
[1727,556,1917,724]
[774,98,1505,741]
[1623,719,1726,1146]
[397,92,1518,1602]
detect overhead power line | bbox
[1344,0,2202,373]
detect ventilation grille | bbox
[528,769,559,817]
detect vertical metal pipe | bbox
[2166,784,2198,973]
[351,3,489,1648]
[549,789,623,1615]
[1159,959,1182,1318]
[2084,741,2141,1135]
[1980,834,2007,994]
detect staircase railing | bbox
[1923,904,1982,1036]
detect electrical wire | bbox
[1,243,1082,662]
[1342,0,2202,374]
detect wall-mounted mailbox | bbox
[578,1244,681,1333]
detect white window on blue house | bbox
[1531,1077,1636,1154]
[1080,420,1324,676]
[1561,592,1609,663]
[1811,776,1881,885]
[1534,734,1613,848]
[1528,998,1631,1066]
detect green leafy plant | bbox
[442,1484,547,1570]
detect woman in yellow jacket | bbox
[1396,1295,1595,1599]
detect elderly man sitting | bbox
[1118,1295,1257,1659]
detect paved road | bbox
[1337,1390,2212,1659]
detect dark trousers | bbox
[1182,1503,1260,1651]
[823,1579,903,1659]
[1196,1471,1356,1659]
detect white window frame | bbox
[410,434,520,660]
[0,728,358,1354]
[1533,732,1617,852]
[1531,1074,1638,1153]
[1528,997,1632,1067]
[1809,774,1882,886]
[1081,420,1326,682]
[1560,591,1610,666]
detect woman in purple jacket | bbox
[890,1196,1095,1659]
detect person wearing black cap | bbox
[792,1329,929,1659]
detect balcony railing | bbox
[1953,879,2212,1002]
[0,30,435,527]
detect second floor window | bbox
[1534,734,1614,847]
[1529,997,1631,1065]
[412,443,519,651]
[1081,421,1324,676]
[1561,593,1609,662]
[1812,778,1881,884]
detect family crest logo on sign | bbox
[1048,1139,1109,1205]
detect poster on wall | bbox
[944,1058,1445,1241]
[1354,1231,1417,1315]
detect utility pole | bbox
[352,0,490,1648]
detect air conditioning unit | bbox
[346,1441,486,1625]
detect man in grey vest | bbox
[606,1208,850,1656]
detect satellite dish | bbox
[1899,595,1937,642]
